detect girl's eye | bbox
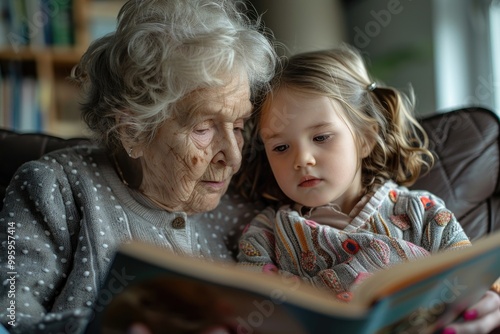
[273,144,288,152]
[314,134,330,142]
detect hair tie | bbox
[367,82,377,91]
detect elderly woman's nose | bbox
[212,129,242,167]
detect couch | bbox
[2,106,500,240]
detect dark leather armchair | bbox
[0,129,91,208]
[410,106,500,240]
[1,106,500,241]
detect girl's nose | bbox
[294,149,316,169]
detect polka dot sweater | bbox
[0,145,262,333]
[237,180,471,302]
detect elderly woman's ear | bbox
[113,145,144,189]
[115,113,145,159]
[113,113,144,188]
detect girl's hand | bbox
[441,291,500,334]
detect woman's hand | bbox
[441,291,500,334]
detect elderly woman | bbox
[0,0,276,333]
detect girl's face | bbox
[138,74,251,215]
[260,88,369,213]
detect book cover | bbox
[50,0,74,46]
[40,0,53,45]
[19,76,37,131]
[0,2,9,47]
[0,66,5,128]
[84,231,500,334]
[7,62,22,130]
[24,0,46,47]
[6,0,30,51]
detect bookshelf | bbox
[0,0,124,137]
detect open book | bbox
[84,231,500,334]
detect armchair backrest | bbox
[0,129,91,207]
[411,107,500,239]
[1,107,500,240]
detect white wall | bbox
[490,3,500,113]
[343,0,436,115]
[249,0,347,56]
[433,0,496,112]
[249,0,499,115]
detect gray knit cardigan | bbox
[0,145,261,334]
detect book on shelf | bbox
[0,68,8,128]
[0,2,9,47]
[1,61,45,132]
[50,0,74,46]
[1,0,76,49]
[7,61,22,130]
[88,0,125,41]
[40,0,53,46]
[84,231,500,334]
[20,75,37,131]
[5,0,30,50]
[24,0,46,47]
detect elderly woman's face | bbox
[139,75,252,214]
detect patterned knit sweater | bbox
[0,145,261,334]
[237,180,471,302]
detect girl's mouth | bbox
[299,176,321,187]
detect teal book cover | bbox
[85,231,500,334]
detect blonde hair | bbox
[71,0,277,152]
[237,44,434,203]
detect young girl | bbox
[236,45,500,333]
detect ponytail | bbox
[367,86,434,188]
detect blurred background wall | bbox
[249,0,499,117]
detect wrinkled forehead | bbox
[175,72,252,126]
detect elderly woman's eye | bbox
[234,119,245,133]
[193,121,212,135]
[234,125,244,133]
[191,122,214,146]
[194,128,209,135]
